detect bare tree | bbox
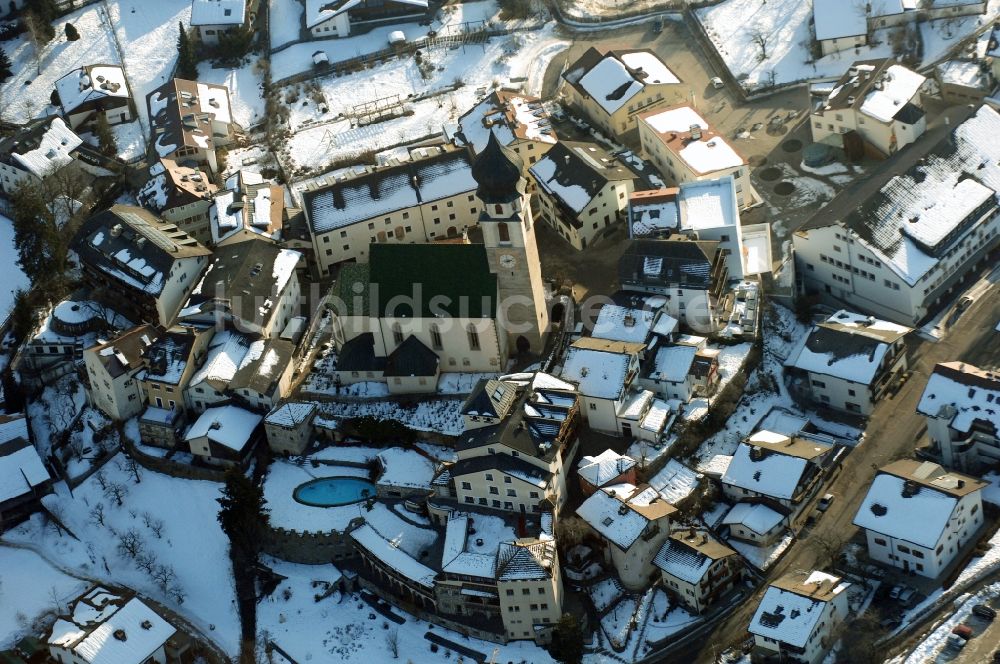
[88,503,106,527]
[136,551,157,574]
[554,515,591,551]
[40,165,90,225]
[120,455,142,484]
[48,586,62,614]
[116,528,145,559]
[386,630,399,659]
[750,29,769,61]
[152,564,177,593]
[104,481,128,507]
[142,512,165,538]
[94,471,109,491]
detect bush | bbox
[64,22,79,41]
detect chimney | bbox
[689,124,702,141]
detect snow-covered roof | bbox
[917,362,1000,434]
[678,177,738,231]
[647,345,697,383]
[629,189,679,237]
[184,405,262,452]
[55,65,130,115]
[560,346,633,400]
[654,530,735,584]
[496,537,557,581]
[749,572,849,648]
[529,140,633,215]
[859,65,926,123]
[722,501,784,535]
[578,449,637,488]
[591,304,657,344]
[641,107,744,175]
[187,331,255,389]
[722,433,831,501]
[578,57,641,114]
[10,117,83,178]
[568,48,678,116]
[350,523,437,588]
[577,485,675,551]
[49,590,176,664]
[191,0,246,26]
[376,447,436,490]
[647,458,701,505]
[457,91,556,153]
[0,434,50,504]
[813,0,867,41]
[265,402,317,428]
[785,309,910,384]
[617,389,654,421]
[440,513,518,579]
[937,60,992,89]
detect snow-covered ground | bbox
[904,583,1000,663]
[728,531,794,570]
[0,214,31,317]
[0,5,120,124]
[0,546,88,649]
[197,59,266,129]
[3,455,241,656]
[268,0,304,50]
[316,399,466,436]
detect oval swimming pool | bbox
[293,476,376,507]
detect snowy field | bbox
[0,5,120,124]
[197,59,266,128]
[0,546,87,649]
[269,0,304,50]
[3,455,241,656]
[0,214,31,317]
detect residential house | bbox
[918,362,1000,472]
[264,401,318,456]
[0,415,52,531]
[147,78,241,174]
[0,117,84,197]
[810,59,927,158]
[812,0,869,56]
[228,336,297,411]
[301,146,479,274]
[794,104,1000,325]
[456,90,558,166]
[577,449,638,496]
[48,587,189,664]
[72,205,212,327]
[577,483,676,590]
[181,238,302,339]
[137,158,218,245]
[83,325,158,421]
[922,0,987,20]
[637,106,756,210]
[590,301,678,346]
[529,140,636,250]
[305,0,429,38]
[785,310,911,416]
[654,527,742,614]
[722,501,786,547]
[559,337,643,434]
[639,343,720,402]
[615,389,673,444]
[183,330,258,412]
[210,170,285,245]
[988,23,1000,82]
[561,47,682,137]
[54,64,134,131]
[936,60,994,105]
[191,0,258,45]
[854,459,985,578]
[721,430,835,519]
[749,571,850,664]
[618,237,730,333]
[436,372,580,516]
[184,404,263,466]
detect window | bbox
[506,589,514,596]
[430,324,443,351]
[588,403,596,410]
[392,323,404,345]
[498,223,510,243]
[504,501,514,510]
[464,496,474,504]
[495,204,503,214]
[467,324,480,351]
[492,500,501,508]
[504,476,512,484]
[897,544,911,554]
[461,481,471,490]
[522,588,531,595]
[811,380,826,388]
[848,389,856,397]
[874,538,887,546]
[506,489,516,497]
[485,473,494,481]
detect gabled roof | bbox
[561,346,633,400]
[639,105,744,175]
[184,405,262,452]
[0,436,50,504]
[336,333,386,373]
[55,64,130,115]
[460,378,519,419]
[813,0,867,40]
[577,484,675,551]
[646,344,697,383]
[265,402,317,428]
[562,47,679,115]
[137,158,216,213]
[578,449,637,488]
[749,571,849,648]
[456,90,557,154]
[917,362,1000,435]
[142,326,207,385]
[0,117,83,179]
[229,336,295,395]
[618,237,721,290]
[146,78,234,157]
[529,140,634,217]
[211,171,284,245]
[721,501,784,535]
[721,431,832,501]
[191,0,247,26]
[654,529,736,584]
[497,537,557,581]
[87,325,157,379]
[384,335,439,377]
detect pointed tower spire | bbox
[471,130,524,204]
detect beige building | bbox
[84,325,158,421]
[228,336,297,411]
[456,90,557,167]
[210,169,286,246]
[936,60,994,105]
[559,338,644,434]
[918,362,1000,473]
[146,78,241,174]
[529,140,636,250]
[638,105,755,210]
[562,47,682,137]
[654,527,742,614]
[301,146,480,276]
[264,402,317,456]
[137,158,217,245]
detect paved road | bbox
[695,272,1000,662]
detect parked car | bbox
[974,604,997,620]
[889,585,903,600]
[948,634,967,649]
[897,587,916,605]
[879,616,902,631]
[957,296,973,312]
[952,623,974,640]
[710,76,724,89]
[817,493,835,512]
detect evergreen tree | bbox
[0,47,12,84]
[10,181,65,284]
[24,0,56,42]
[94,114,117,157]
[64,22,79,41]
[176,22,198,80]
[549,613,584,664]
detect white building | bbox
[48,587,184,664]
[810,59,927,158]
[854,459,986,578]
[185,404,262,466]
[794,105,1000,326]
[529,140,636,250]
[210,170,285,246]
[305,0,428,38]
[813,0,869,56]
[654,527,741,614]
[146,78,240,174]
[0,117,84,196]
[577,483,676,590]
[559,338,643,434]
[918,362,1000,473]
[577,449,638,495]
[785,310,911,416]
[83,325,157,421]
[749,571,850,664]
[184,330,258,412]
[191,0,255,45]
[137,159,218,246]
[637,106,756,210]
[263,401,317,456]
[722,502,786,546]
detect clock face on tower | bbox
[499,253,517,269]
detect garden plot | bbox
[589,577,625,612]
[0,5,120,124]
[277,24,568,173]
[260,557,556,663]
[634,589,699,655]
[0,547,87,650]
[0,214,31,316]
[2,455,241,657]
[600,595,639,652]
[106,0,192,133]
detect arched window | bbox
[498,222,510,243]
[494,203,504,215]
[392,323,403,345]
